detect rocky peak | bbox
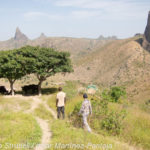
[143,11,150,51]
[14,27,28,41]
[39,33,47,39]
[144,11,150,42]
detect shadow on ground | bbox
[15,87,58,96]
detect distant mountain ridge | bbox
[0,28,117,58]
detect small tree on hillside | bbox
[20,46,73,95]
[109,86,126,102]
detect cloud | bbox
[55,0,89,7]
[55,0,149,9]
[55,0,150,19]
[24,11,63,21]
[71,10,102,18]
[25,0,150,21]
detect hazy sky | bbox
[0,0,150,40]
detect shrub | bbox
[101,110,126,135]
[101,87,126,103]
[87,67,90,70]
[70,98,127,135]
[109,86,126,102]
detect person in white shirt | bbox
[56,87,66,119]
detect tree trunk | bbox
[9,80,15,96]
[38,80,43,96]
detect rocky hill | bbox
[143,11,150,52]
[0,27,29,50]
[49,35,149,101]
[0,28,116,60]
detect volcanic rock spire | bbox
[14,27,28,41]
[143,11,150,51]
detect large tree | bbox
[0,50,30,95]
[20,46,73,95]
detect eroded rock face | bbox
[14,27,28,41]
[143,11,150,51]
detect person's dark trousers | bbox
[57,106,65,119]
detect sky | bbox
[0,0,150,40]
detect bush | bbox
[70,98,127,135]
[109,86,126,102]
[101,86,126,103]
[101,110,126,135]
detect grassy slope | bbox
[0,88,150,150]
[106,102,150,149]
[123,107,150,149]
[41,86,150,150]
[0,111,42,149]
[0,96,42,150]
[49,120,131,150]
[39,95,135,150]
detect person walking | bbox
[79,93,92,132]
[56,87,66,119]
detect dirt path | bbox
[28,96,57,150]
[29,97,57,150]
[24,97,41,113]
[35,117,52,150]
[13,95,57,150]
[43,100,57,119]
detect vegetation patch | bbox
[140,99,150,113]
[0,97,31,112]
[34,104,53,120]
[123,109,150,150]
[49,120,129,150]
[0,111,42,149]
[101,86,126,103]
[63,81,79,99]
[70,98,127,136]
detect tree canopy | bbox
[0,46,73,95]
[20,46,73,95]
[0,50,29,95]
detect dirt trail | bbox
[43,100,57,119]
[12,95,57,150]
[28,96,57,150]
[24,97,41,113]
[35,117,52,150]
